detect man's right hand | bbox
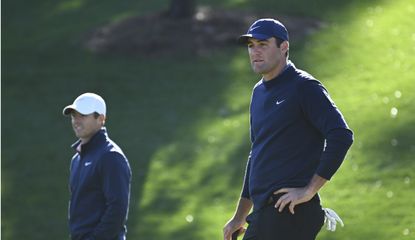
[223,197,252,240]
[223,218,245,240]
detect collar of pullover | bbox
[71,127,107,154]
[262,61,295,89]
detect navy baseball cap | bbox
[238,18,289,44]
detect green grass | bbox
[2,0,415,239]
[308,1,415,239]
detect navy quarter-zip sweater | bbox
[241,62,353,210]
[69,128,131,240]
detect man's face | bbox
[247,37,287,80]
[70,111,104,143]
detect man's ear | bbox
[99,115,106,125]
[281,41,289,53]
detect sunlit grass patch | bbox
[299,0,415,239]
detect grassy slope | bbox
[302,0,415,239]
[2,0,414,239]
[136,1,415,239]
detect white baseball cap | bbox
[63,93,106,116]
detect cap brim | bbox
[63,105,76,116]
[62,105,96,116]
[238,33,272,44]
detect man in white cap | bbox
[63,93,132,240]
[223,18,353,240]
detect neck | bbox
[80,137,91,145]
[79,128,102,145]
[263,59,288,81]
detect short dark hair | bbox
[275,37,288,57]
[93,112,106,126]
[275,37,284,47]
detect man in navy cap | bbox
[223,18,353,240]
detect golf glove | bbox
[323,208,344,231]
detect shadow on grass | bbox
[364,118,415,171]
[2,48,248,239]
[125,61,253,238]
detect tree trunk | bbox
[167,0,195,19]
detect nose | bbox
[249,45,261,57]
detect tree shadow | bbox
[363,119,415,171]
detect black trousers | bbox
[242,194,325,240]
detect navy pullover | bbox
[69,128,131,240]
[241,62,353,210]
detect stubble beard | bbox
[251,61,266,75]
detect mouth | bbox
[73,125,82,132]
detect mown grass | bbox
[2,0,414,239]
[297,1,415,239]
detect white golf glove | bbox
[323,208,344,231]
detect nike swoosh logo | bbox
[84,162,92,167]
[250,26,261,32]
[276,100,286,105]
